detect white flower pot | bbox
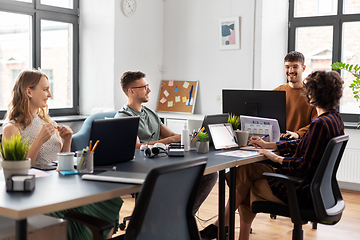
[1,158,31,180]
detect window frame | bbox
[0,0,79,119]
[288,0,360,123]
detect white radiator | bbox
[337,149,360,184]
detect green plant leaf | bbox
[1,133,31,161]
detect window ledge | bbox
[344,122,360,129]
[0,115,88,127]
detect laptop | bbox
[208,123,238,150]
[201,113,229,144]
[89,116,140,166]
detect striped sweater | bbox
[268,109,344,208]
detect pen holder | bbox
[77,151,94,174]
[190,135,198,151]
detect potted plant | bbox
[227,113,240,130]
[227,113,249,146]
[196,132,210,153]
[332,62,360,127]
[0,133,31,180]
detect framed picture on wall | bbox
[219,16,240,50]
[156,80,198,114]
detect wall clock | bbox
[122,0,137,17]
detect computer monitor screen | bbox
[222,89,286,133]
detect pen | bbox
[191,127,205,145]
[255,134,269,141]
[91,140,100,152]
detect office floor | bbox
[114,183,360,240]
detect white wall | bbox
[113,0,164,112]
[79,0,116,114]
[162,0,255,115]
[79,0,288,115]
[79,0,164,114]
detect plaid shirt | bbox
[268,109,344,208]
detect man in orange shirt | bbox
[274,51,318,139]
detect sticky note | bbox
[182,96,187,103]
[168,101,173,107]
[183,81,189,89]
[168,80,174,86]
[160,97,167,104]
[163,90,169,97]
[175,96,180,102]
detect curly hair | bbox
[120,71,146,95]
[6,70,52,129]
[303,70,344,110]
[284,51,305,65]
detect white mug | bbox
[57,152,75,171]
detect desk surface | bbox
[0,148,266,220]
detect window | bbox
[0,0,79,119]
[289,0,360,123]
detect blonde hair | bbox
[6,70,52,129]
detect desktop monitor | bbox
[222,89,286,133]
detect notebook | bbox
[208,123,238,150]
[90,116,140,166]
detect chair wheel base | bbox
[270,214,277,219]
[119,222,126,230]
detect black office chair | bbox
[252,134,348,240]
[65,158,207,240]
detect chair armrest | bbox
[263,172,303,185]
[64,211,113,240]
[262,172,306,225]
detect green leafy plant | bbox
[332,62,360,127]
[196,132,209,142]
[0,133,31,161]
[227,113,241,130]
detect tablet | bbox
[208,123,238,150]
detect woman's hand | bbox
[249,136,267,148]
[37,123,56,145]
[257,149,284,164]
[56,125,73,141]
[249,136,278,150]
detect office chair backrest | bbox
[311,134,348,224]
[71,111,117,151]
[125,158,207,240]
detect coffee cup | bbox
[57,152,75,171]
[236,131,250,147]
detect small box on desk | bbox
[6,175,35,192]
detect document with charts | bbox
[215,150,260,158]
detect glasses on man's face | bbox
[132,84,149,91]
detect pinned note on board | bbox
[156,80,198,114]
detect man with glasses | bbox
[115,71,218,215]
[115,71,180,148]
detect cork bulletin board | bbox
[156,80,198,114]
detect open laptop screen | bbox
[201,113,229,144]
[208,123,238,150]
[90,116,140,166]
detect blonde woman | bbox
[2,70,122,240]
